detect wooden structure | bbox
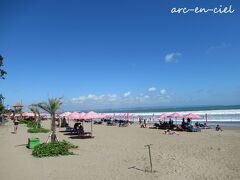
[13,102,23,120]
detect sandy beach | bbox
[0,120,240,180]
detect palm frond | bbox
[37,102,51,114]
[29,103,40,116]
[29,106,36,114]
[37,97,62,115]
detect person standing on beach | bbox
[139,117,142,127]
[13,118,19,134]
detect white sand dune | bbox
[0,120,240,180]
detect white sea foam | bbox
[105,109,240,122]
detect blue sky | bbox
[1,0,240,110]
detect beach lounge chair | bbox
[149,123,160,129]
[69,130,94,139]
[60,122,83,134]
[94,120,103,124]
[107,121,117,126]
[119,122,128,127]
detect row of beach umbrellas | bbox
[13,112,49,117]
[62,112,200,120]
[159,112,201,119]
[62,112,138,120]
[19,111,201,120]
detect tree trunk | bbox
[51,113,57,142]
[37,113,41,128]
[34,114,37,122]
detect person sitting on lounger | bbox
[181,118,187,129]
[77,123,84,135]
[159,120,163,125]
[187,118,191,125]
[74,122,81,130]
[203,123,210,128]
[175,125,184,131]
[61,117,68,127]
[195,121,200,127]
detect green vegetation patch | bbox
[27,121,41,128]
[27,128,50,133]
[32,140,78,158]
[19,119,29,124]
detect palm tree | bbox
[29,104,41,127]
[37,97,62,142]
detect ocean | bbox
[103,105,240,127]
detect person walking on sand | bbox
[143,119,147,128]
[13,118,19,134]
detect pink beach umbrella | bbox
[116,113,124,117]
[66,112,81,120]
[78,112,86,119]
[22,112,29,116]
[169,112,183,118]
[122,113,129,119]
[60,112,72,117]
[98,113,107,119]
[22,112,28,116]
[184,113,201,119]
[159,113,170,119]
[104,114,113,118]
[169,112,183,124]
[22,112,35,117]
[127,114,134,118]
[83,111,99,119]
[40,113,49,117]
[125,113,131,120]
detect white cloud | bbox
[164,52,182,63]
[207,43,231,53]
[108,94,118,101]
[159,95,170,102]
[148,87,156,92]
[135,95,150,102]
[158,89,170,102]
[70,89,172,109]
[71,94,118,104]
[160,89,166,95]
[144,95,150,99]
[123,91,131,97]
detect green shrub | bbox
[19,119,29,124]
[27,128,50,133]
[32,140,78,158]
[27,121,41,128]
